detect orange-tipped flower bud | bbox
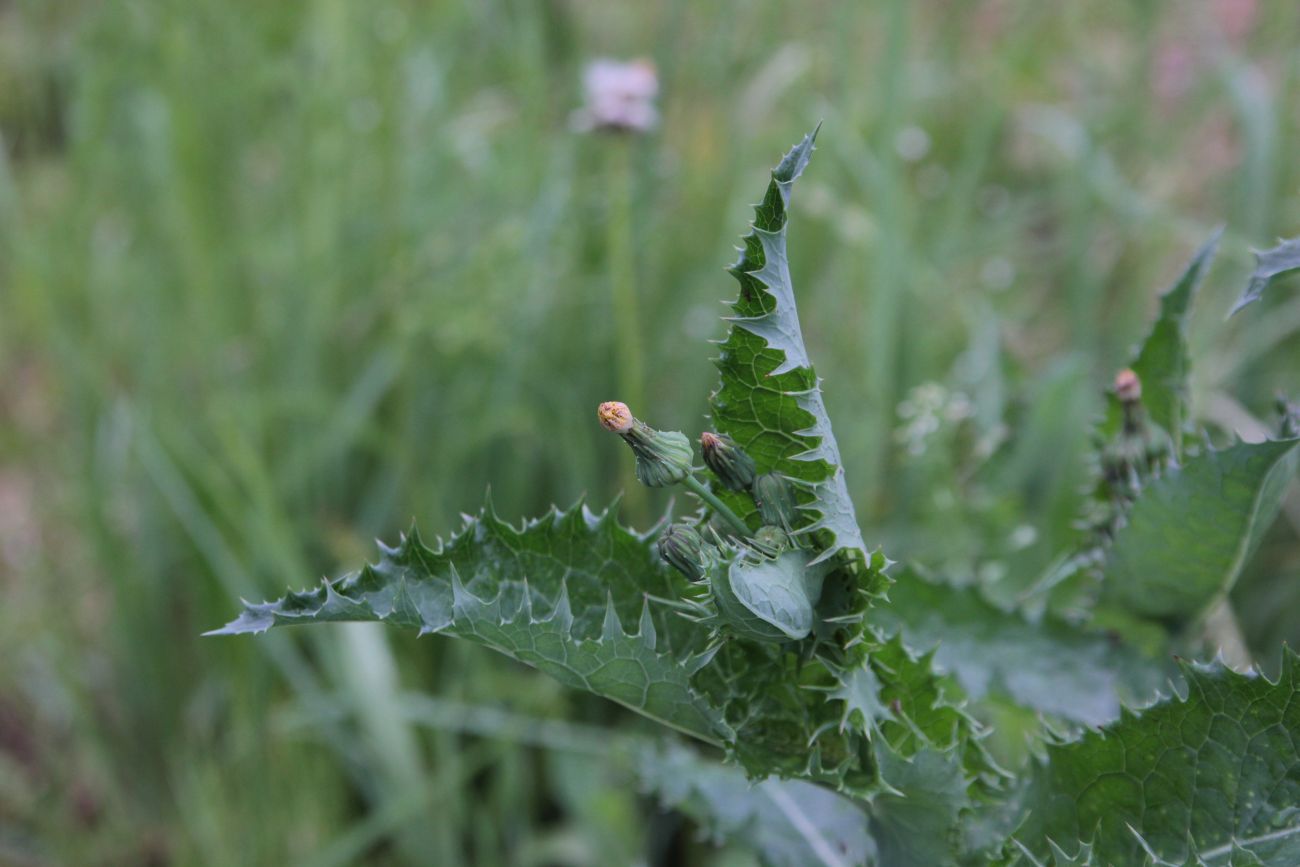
[598,401,634,433]
[700,431,757,492]
[597,401,693,488]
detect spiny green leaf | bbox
[1230,235,1300,317]
[210,498,978,795]
[1101,437,1300,621]
[1012,650,1300,866]
[874,569,1171,726]
[708,126,883,593]
[867,742,972,867]
[1102,228,1221,454]
[1009,839,1096,866]
[639,742,875,867]
[210,498,730,744]
[687,615,998,800]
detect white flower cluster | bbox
[895,382,973,457]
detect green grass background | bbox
[1,0,1298,864]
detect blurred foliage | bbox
[0,0,1297,864]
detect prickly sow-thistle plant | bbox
[213,129,1300,866]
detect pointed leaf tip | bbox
[772,125,821,184]
[1230,234,1300,317]
[601,591,624,641]
[638,598,658,649]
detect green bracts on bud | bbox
[700,431,756,491]
[1103,370,1173,491]
[597,401,694,488]
[752,472,798,529]
[752,525,790,557]
[630,428,693,487]
[658,523,715,583]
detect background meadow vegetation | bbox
[2,0,1298,864]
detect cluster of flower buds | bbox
[597,401,804,568]
[1102,369,1172,500]
[598,403,826,644]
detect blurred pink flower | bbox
[571,58,659,134]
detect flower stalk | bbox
[681,474,752,538]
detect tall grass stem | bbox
[608,139,648,518]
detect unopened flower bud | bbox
[1115,369,1142,404]
[752,472,798,529]
[597,401,693,488]
[598,401,634,433]
[700,431,757,491]
[658,523,715,582]
[1113,370,1151,437]
[752,525,790,556]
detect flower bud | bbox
[598,401,635,434]
[597,401,693,488]
[1114,369,1142,404]
[658,523,715,582]
[752,525,790,557]
[752,472,798,529]
[1114,370,1152,438]
[700,431,757,491]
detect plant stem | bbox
[681,474,752,538]
[607,139,647,517]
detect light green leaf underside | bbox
[1013,650,1300,866]
[638,740,980,867]
[209,498,730,744]
[1230,235,1300,317]
[708,127,880,589]
[1102,228,1221,454]
[1101,437,1300,621]
[873,570,1171,726]
[639,742,875,867]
